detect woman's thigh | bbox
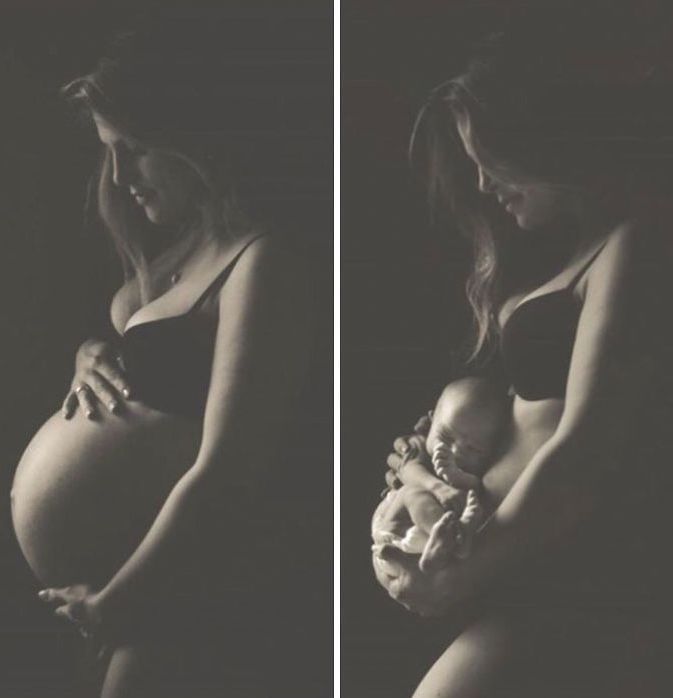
[100,640,271,698]
[412,605,667,698]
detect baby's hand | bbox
[432,442,481,490]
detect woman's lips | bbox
[501,195,522,213]
[130,188,155,205]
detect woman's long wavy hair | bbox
[409,28,673,363]
[61,18,326,305]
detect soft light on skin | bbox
[93,115,203,226]
[456,116,581,231]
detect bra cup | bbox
[500,291,580,401]
[122,317,216,418]
[117,237,263,418]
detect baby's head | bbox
[426,377,509,476]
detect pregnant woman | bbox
[373,27,673,697]
[11,19,324,698]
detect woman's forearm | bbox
[93,464,222,627]
[466,434,603,591]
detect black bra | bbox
[500,240,608,401]
[119,236,261,419]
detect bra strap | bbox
[188,234,265,313]
[566,237,609,290]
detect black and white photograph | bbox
[1,1,332,696]
[343,2,673,696]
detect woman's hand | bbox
[62,338,131,419]
[38,584,105,639]
[372,543,471,618]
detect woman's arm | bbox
[469,221,667,578]
[88,236,312,629]
[380,219,672,614]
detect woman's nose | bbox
[111,150,133,187]
[477,166,495,194]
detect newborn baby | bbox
[372,377,509,571]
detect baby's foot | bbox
[454,490,485,559]
[431,441,481,489]
[419,510,460,573]
[460,490,484,532]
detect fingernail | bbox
[122,388,130,398]
[108,401,117,412]
[85,410,94,419]
[400,443,409,454]
[38,590,48,600]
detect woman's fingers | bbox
[384,469,400,490]
[65,369,130,420]
[84,370,124,414]
[61,392,78,419]
[73,383,98,419]
[420,511,459,573]
[372,551,399,587]
[38,586,74,607]
[387,452,404,473]
[63,339,133,419]
[413,412,433,436]
[392,434,427,458]
[93,359,132,401]
[377,544,417,578]
[393,436,414,457]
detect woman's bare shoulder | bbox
[589,216,673,288]
[218,233,311,297]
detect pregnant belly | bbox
[11,403,201,588]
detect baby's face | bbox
[426,397,499,475]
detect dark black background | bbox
[0,1,332,695]
[341,1,673,696]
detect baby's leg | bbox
[402,485,447,534]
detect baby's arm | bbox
[393,439,466,512]
[402,485,447,535]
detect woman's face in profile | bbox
[94,115,203,226]
[456,117,579,231]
